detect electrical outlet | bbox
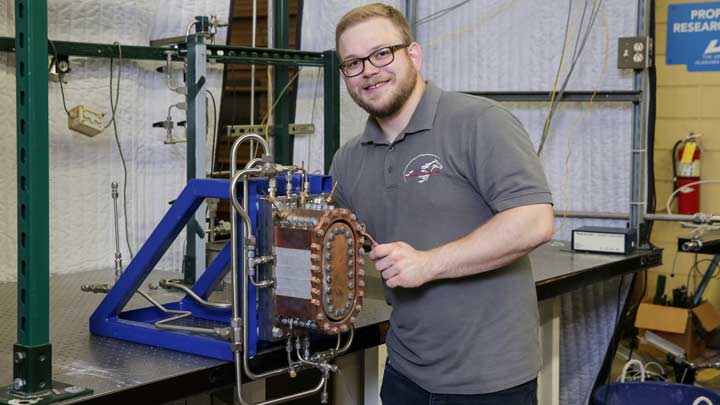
[618,36,653,70]
[68,105,105,137]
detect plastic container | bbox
[594,382,720,405]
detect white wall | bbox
[0,0,229,281]
[293,0,640,240]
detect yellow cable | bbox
[421,1,519,48]
[555,2,609,236]
[265,66,271,144]
[542,2,580,156]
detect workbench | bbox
[0,240,661,404]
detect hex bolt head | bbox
[347,260,354,267]
[325,275,332,283]
[348,249,354,257]
[325,264,332,272]
[316,230,325,237]
[325,253,333,260]
[347,292,355,300]
[325,242,332,249]
[348,272,355,278]
[272,327,283,338]
[345,231,352,239]
[12,378,25,390]
[329,234,336,241]
[13,352,26,364]
[351,214,357,220]
[350,316,357,324]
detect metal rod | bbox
[645,213,720,223]
[553,210,720,224]
[554,210,629,220]
[112,181,123,280]
[462,90,641,103]
[249,0,258,159]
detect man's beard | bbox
[350,69,418,119]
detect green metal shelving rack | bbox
[0,1,341,401]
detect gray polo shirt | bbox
[329,81,552,394]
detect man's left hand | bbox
[369,242,435,288]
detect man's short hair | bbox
[335,3,413,59]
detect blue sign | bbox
[667,2,720,71]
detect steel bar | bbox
[0,36,326,66]
[463,90,641,103]
[323,50,340,173]
[185,34,208,283]
[272,0,291,165]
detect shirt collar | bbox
[360,80,442,145]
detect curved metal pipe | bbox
[159,279,231,309]
[245,157,266,169]
[137,290,228,338]
[235,358,327,405]
[334,326,354,355]
[230,133,270,169]
[185,19,200,37]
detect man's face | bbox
[338,18,420,119]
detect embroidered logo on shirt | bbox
[403,154,444,184]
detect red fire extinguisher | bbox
[674,134,703,214]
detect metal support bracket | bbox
[226,124,315,138]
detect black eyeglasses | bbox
[340,44,410,78]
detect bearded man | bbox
[330,3,554,404]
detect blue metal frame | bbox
[89,175,332,361]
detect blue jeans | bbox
[380,361,537,405]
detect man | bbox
[330,3,554,404]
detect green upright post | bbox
[323,50,340,173]
[2,1,91,402]
[13,0,51,393]
[273,0,291,164]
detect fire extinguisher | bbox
[673,134,703,214]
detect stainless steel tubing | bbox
[334,327,354,355]
[229,134,327,404]
[159,279,231,309]
[645,213,720,223]
[234,359,327,405]
[137,290,228,338]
